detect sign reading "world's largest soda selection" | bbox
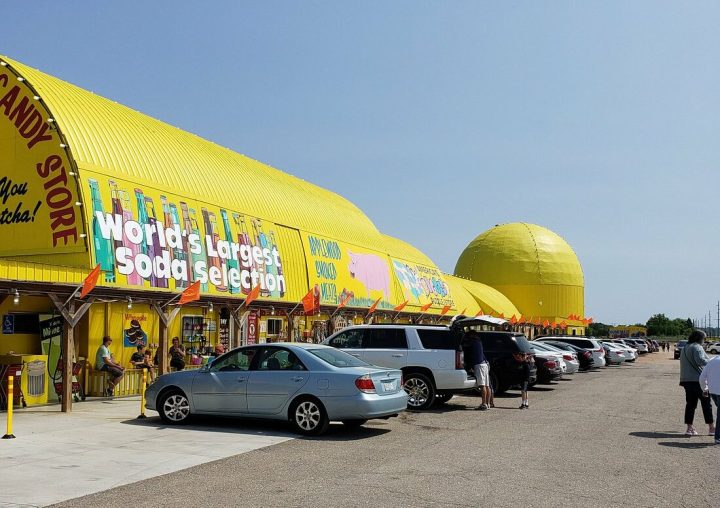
[86,171,289,298]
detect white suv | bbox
[707,342,720,354]
[536,336,607,368]
[323,325,476,410]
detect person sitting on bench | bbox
[130,343,156,383]
[95,336,124,397]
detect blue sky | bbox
[4,1,719,325]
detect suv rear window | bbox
[417,329,457,350]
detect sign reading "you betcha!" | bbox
[86,173,287,297]
[0,61,85,255]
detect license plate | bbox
[382,381,396,391]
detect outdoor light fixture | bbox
[74,201,82,207]
[208,302,214,313]
[0,61,7,66]
[16,77,24,82]
[48,118,55,123]
[270,306,276,316]
[12,289,19,305]
[60,144,67,148]
[33,95,40,100]
[127,297,133,310]
[79,233,87,238]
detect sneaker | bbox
[519,403,527,410]
[476,404,489,411]
[489,402,495,408]
[685,428,698,436]
[709,426,716,436]
[105,388,114,397]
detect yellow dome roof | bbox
[454,223,584,287]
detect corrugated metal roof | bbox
[3,56,386,251]
[452,276,520,317]
[443,275,481,315]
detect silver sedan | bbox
[145,343,407,436]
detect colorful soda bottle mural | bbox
[86,176,288,298]
[220,209,239,294]
[88,178,116,283]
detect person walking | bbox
[462,331,491,411]
[679,330,714,436]
[700,355,720,444]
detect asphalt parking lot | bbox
[54,354,717,508]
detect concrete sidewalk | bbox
[0,397,294,507]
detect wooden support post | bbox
[152,302,180,375]
[61,314,74,412]
[230,307,250,348]
[48,294,95,413]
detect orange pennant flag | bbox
[80,264,101,299]
[560,321,567,329]
[302,287,317,314]
[475,307,484,317]
[460,307,467,316]
[498,313,505,319]
[440,305,451,316]
[510,315,518,324]
[534,317,541,326]
[178,280,201,306]
[518,315,525,324]
[367,297,382,315]
[420,302,432,312]
[394,300,408,312]
[588,317,593,324]
[542,319,550,328]
[243,284,262,308]
[337,293,351,310]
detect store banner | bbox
[0,68,86,255]
[302,233,400,310]
[84,171,290,299]
[391,259,454,309]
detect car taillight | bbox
[355,375,376,393]
[597,348,605,356]
[513,353,526,362]
[545,360,557,369]
[584,352,592,358]
[563,354,573,361]
[456,350,464,370]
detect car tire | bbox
[341,419,368,428]
[403,373,436,410]
[290,397,330,436]
[435,393,454,404]
[158,389,191,425]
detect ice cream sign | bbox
[304,234,396,309]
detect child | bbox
[520,353,533,409]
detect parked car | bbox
[541,341,594,370]
[601,343,627,365]
[145,343,407,436]
[531,341,579,374]
[536,336,606,368]
[603,341,637,362]
[650,340,660,352]
[323,324,476,410]
[624,339,649,354]
[707,342,720,354]
[533,353,564,383]
[674,340,688,359]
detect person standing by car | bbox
[519,352,533,409]
[463,331,491,411]
[679,330,714,436]
[168,337,186,371]
[700,354,720,444]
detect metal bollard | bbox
[137,368,147,419]
[3,374,17,439]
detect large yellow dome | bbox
[454,223,584,320]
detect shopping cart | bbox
[0,363,26,409]
[53,358,86,403]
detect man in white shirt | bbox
[700,355,720,444]
[95,336,125,396]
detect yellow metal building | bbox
[0,56,588,409]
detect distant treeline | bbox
[588,314,694,339]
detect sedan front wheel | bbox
[290,398,329,436]
[158,389,191,424]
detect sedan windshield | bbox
[307,348,371,368]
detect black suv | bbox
[473,331,538,394]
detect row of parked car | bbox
[144,317,655,436]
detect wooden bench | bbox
[86,364,201,397]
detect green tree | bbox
[588,322,610,337]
